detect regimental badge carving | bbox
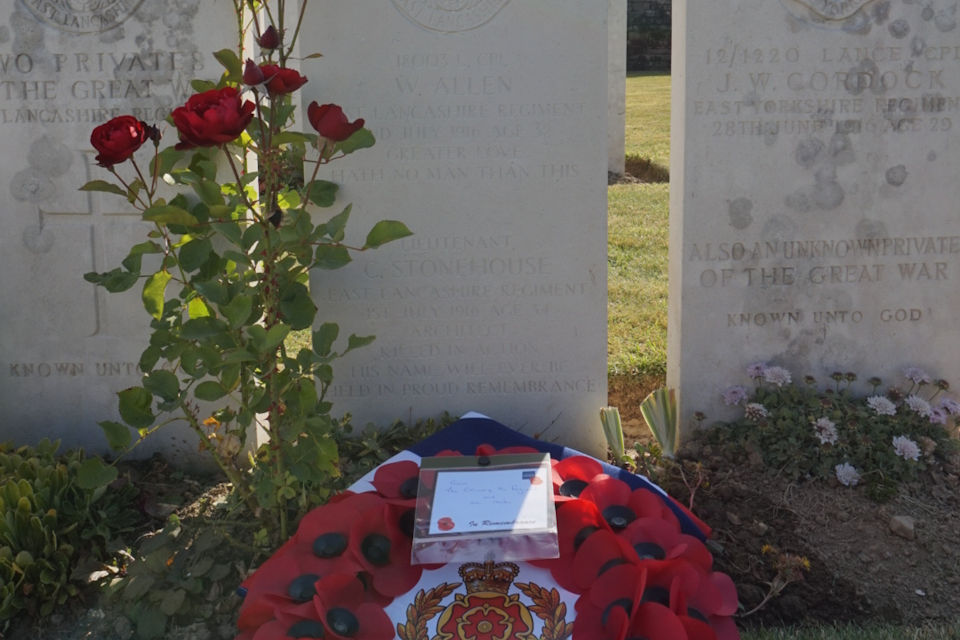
[21,0,146,34]
[390,0,511,33]
[784,0,875,21]
[397,561,573,640]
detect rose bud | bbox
[307,102,365,143]
[90,115,148,168]
[258,25,280,50]
[144,123,161,144]
[242,59,265,86]
[171,87,255,150]
[260,64,308,96]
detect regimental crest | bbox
[784,0,875,21]
[23,0,147,34]
[390,0,511,33]
[397,561,573,640]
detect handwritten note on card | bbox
[428,467,550,535]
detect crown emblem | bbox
[458,561,520,594]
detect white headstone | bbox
[0,1,236,457]
[302,1,609,454]
[609,0,627,177]
[669,1,960,423]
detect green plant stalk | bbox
[600,407,625,461]
[180,399,258,517]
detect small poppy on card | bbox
[437,517,455,531]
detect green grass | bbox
[607,182,668,378]
[624,72,671,175]
[743,623,960,640]
[608,72,671,380]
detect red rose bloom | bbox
[260,64,308,96]
[90,115,148,167]
[171,87,255,150]
[307,102,365,142]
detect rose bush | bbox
[82,1,410,544]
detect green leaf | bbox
[194,381,227,401]
[326,205,351,242]
[122,574,155,601]
[178,237,213,272]
[221,294,254,328]
[364,220,412,249]
[180,317,228,340]
[213,48,242,79]
[273,131,314,145]
[346,334,376,352]
[143,370,180,402]
[136,606,167,640]
[192,180,224,206]
[640,388,679,459]
[191,78,217,93]
[336,128,376,155]
[193,280,229,305]
[306,180,338,208]
[122,241,162,272]
[314,244,351,270]
[87,268,140,293]
[143,205,199,227]
[188,297,212,319]
[264,325,291,352]
[118,387,155,429]
[98,421,132,451]
[279,283,316,330]
[79,180,126,197]
[210,222,243,245]
[278,189,301,210]
[313,323,339,357]
[142,271,171,320]
[159,589,186,616]
[150,147,186,177]
[75,458,118,490]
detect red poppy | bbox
[552,455,604,498]
[571,529,639,592]
[349,501,422,597]
[474,443,540,456]
[579,476,682,532]
[670,568,739,640]
[621,517,713,570]
[250,601,324,639]
[371,460,420,500]
[574,563,689,640]
[237,542,363,630]
[311,573,396,640]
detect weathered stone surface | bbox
[669,0,960,426]
[0,2,236,458]
[890,515,916,540]
[301,1,609,454]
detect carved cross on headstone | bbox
[28,151,143,337]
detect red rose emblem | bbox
[437,517,455,531]
[90,115,148,168]
[307,102,365,142]
[171,87,255,150]
[260,64,308,96]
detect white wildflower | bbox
[812,417,838,445]
[938,398,960,416]
[744,402,769,422]
[928,408,948,426]
[835,462,861,487]
[721,385,748,406]
[866,395,897,416]
[905,394,932,417]
[763,366,792,388]
[892,435,921,461]
[903,367,932,385]
[746,362,767,378]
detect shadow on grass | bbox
[624,153,669,183]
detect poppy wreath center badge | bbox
[397,561,572,640]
